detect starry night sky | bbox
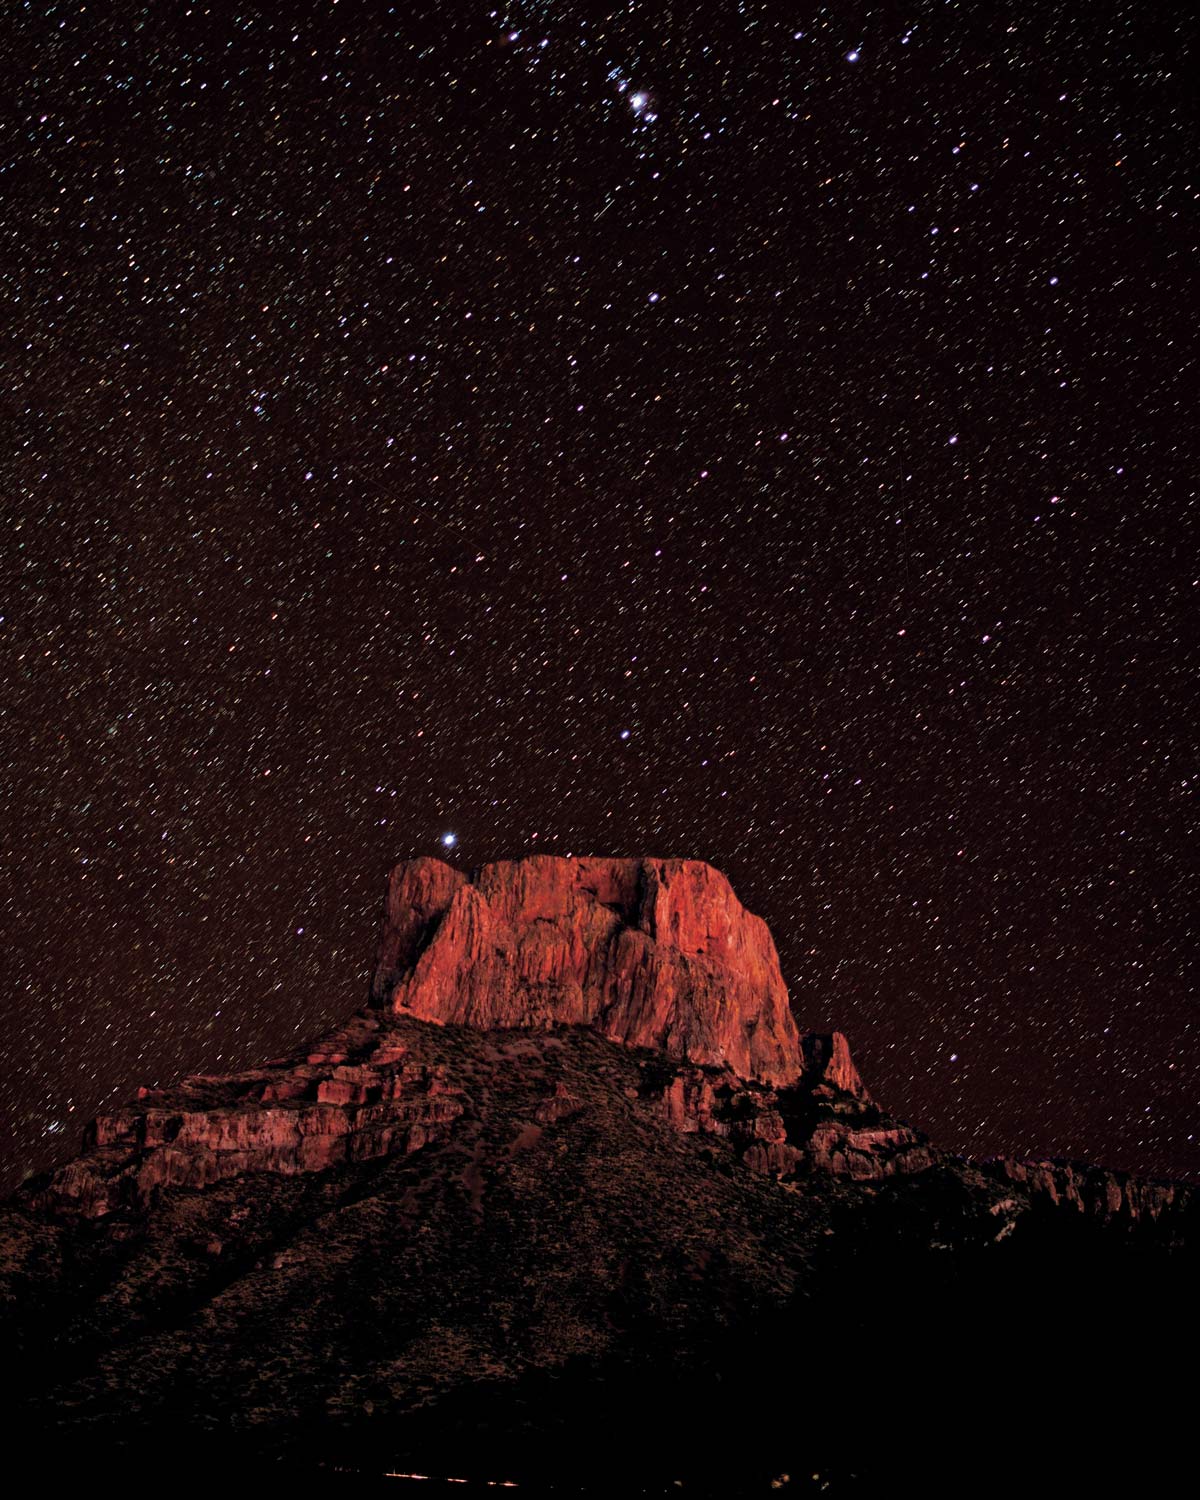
[3,0,1195,1192]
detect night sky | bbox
[3,0,1195,1193]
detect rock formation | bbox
[983,1155,1188,1225]
[25,1010,465,1219]
[372,856,803,1084]
[2,854,1194,1491]
[27,857,941,1217]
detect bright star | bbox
[846,50,860,62]
[441,832,457,848]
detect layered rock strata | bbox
[27,1011,465,1218]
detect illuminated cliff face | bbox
[24,854,1188,1235]
[22,855,927,1221]
[372,855,804,1086]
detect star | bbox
[441,833,457,849]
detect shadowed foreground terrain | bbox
[5,1017,1192,1494]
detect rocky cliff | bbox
[983,1155,1190,1225]
[2,855,1194,1493]
[22,856,1189,1224]
[25,1010,465,1219]
[372,856,803,1083]
[26,857,938,1217]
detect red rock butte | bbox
[371,856,805,1085]
[22,852,1188,1226]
